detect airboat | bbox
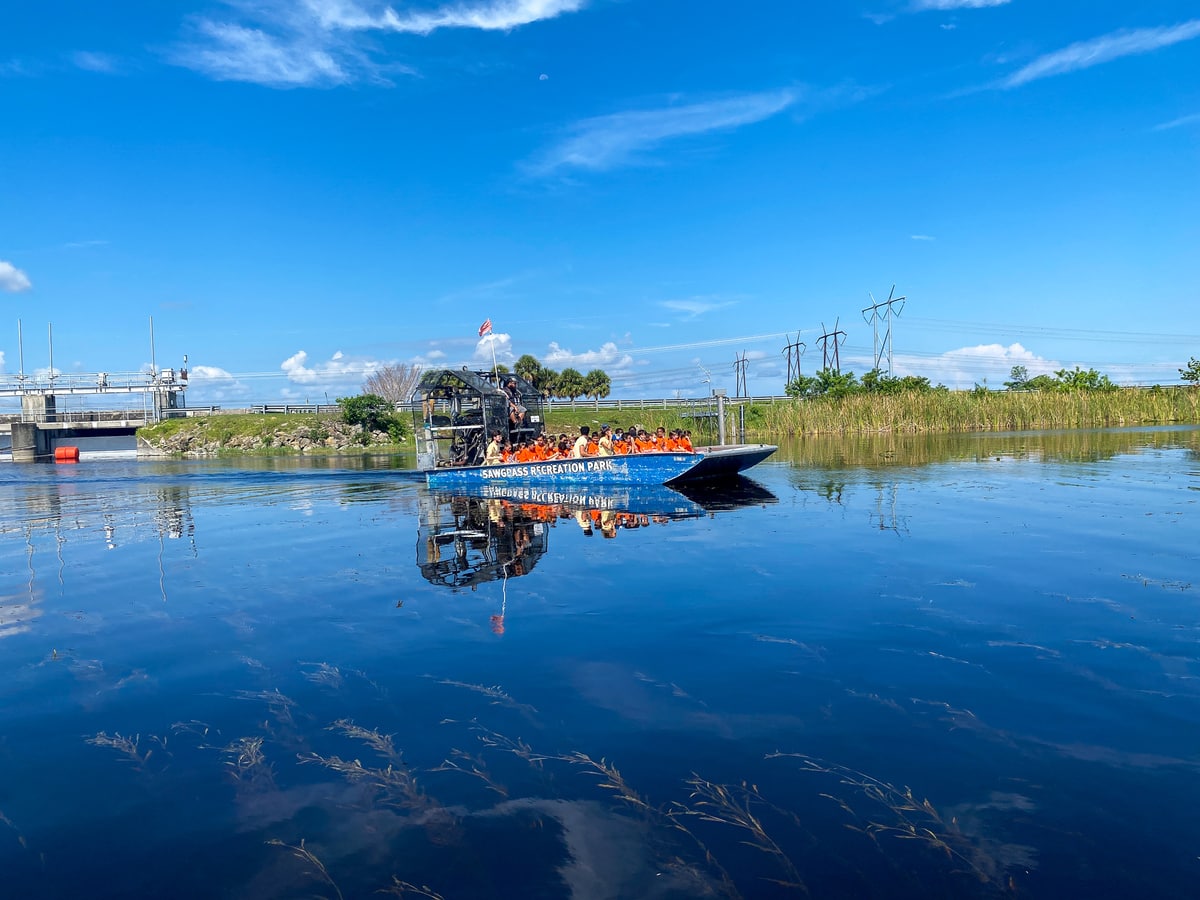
[412,368,776,488]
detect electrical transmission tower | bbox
[816,319,846,373]
[782,333,806,384]
[861,284,906,375]
[733,351,748,397]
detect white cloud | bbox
[526,89,798,175]
[543,341,633,370]
[173,19,353,87]
[912,0,1009,10]
[474,332,514,364]
[335,0,588,36]
[911,234,936,241]
[1154,111,1200,131]
[173,0,587,87]
[281,349,392,384]
[1002,20,1200,88]
[72,51,119,73]
[885,342,1058,390]
[0,350,6,372]
[660,297,739,319]
[0,261,32,292]
[187,365,251,400]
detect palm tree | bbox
[583,369,611,408]
[557,368,585,401]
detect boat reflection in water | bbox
[416,478,777,604]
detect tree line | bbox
[356,357,613,404]
[356,355,1200,408]
[784,364,1160,399]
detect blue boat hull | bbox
[423,444,777,488]
[425,452,702,488]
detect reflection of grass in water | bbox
[84,669,1022,898]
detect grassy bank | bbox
[137,413,406,455]
[542,389,1198,439]
[740,388,1199,436]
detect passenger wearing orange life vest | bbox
[634,429,656,453]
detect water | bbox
[1,428,1197,899]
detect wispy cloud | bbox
[1001,20,1200,88]
[71,51,120,73]
[527,89,798,176]
[660,297,739,319]
[173,0,588,87]
[63,239,109,249]
[910,234,936,241]
[0,261,32,292]
[173,18,356,87]
[912,0,1009,10]
[1154,111,1200,131]
[315,0,588,36]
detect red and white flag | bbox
[478,318,492,337]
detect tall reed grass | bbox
[741,388,1199,436]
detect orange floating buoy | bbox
[54,446,80,463]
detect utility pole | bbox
[782,333,806,385]
[816,319,846,374]
[861,284,906,375]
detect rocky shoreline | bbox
[136,418,406,457]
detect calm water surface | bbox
[1,428,1197,899]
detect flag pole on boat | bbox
[479,318,498,381]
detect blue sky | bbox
[2,0,1199,405]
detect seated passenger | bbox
[679,430,695,452]
[571,426,591,458]
[597,425,614,457]
[484,431,504,466]
[634,429,656,453]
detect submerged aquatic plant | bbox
[266,838,344,900]
[668,777,807,893]
[85,731,162,772]
[379,876,447,898]
[437,678,537,713]
[767,752,1002,887]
